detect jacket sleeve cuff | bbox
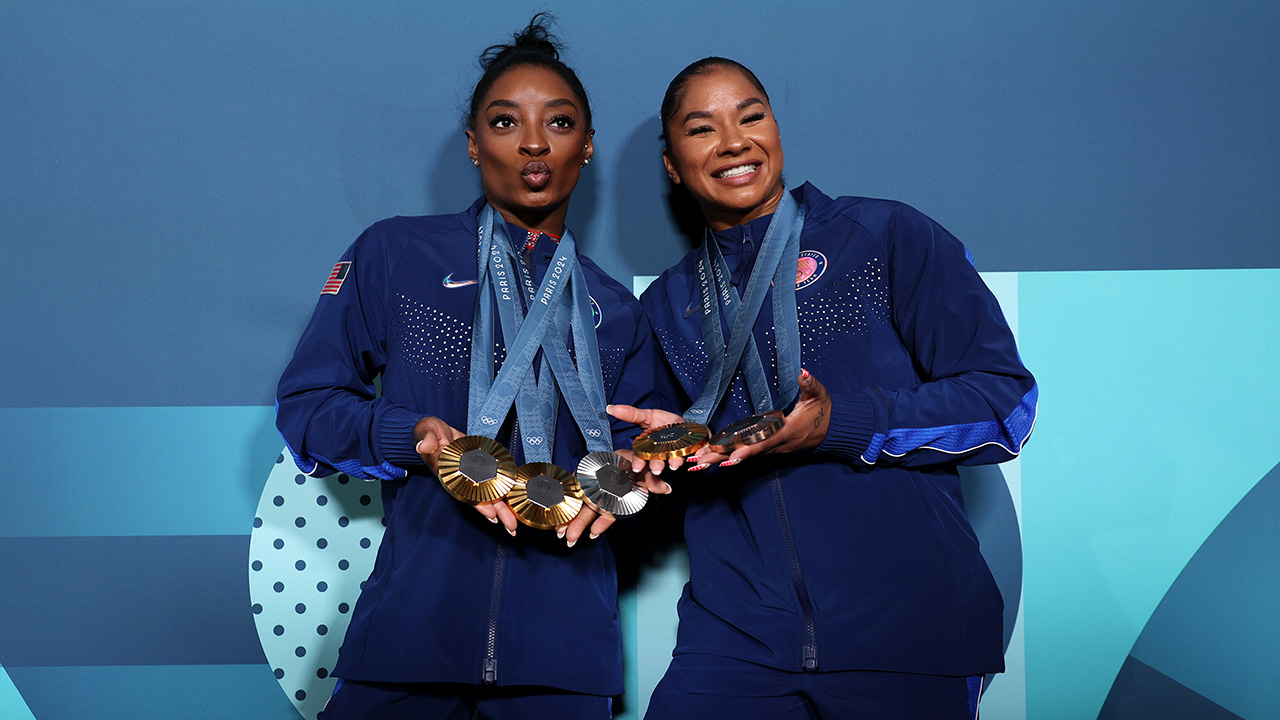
[376,406,426,469]
[814,391,878,462]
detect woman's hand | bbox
[689,369,832,469]
[414,416,465,474]
[557,504,614,547]
[605,404,689,486]
[414,416,524,535]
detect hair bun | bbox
[479,13,563,71]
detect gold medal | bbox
[632,421,711,461]
[436,436,517,504]
[507,462,586,529]
[577,451,648,517]
[708,410,786,452]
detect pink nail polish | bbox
[689,463,710,472]
[719,458,741,468]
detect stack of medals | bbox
[637,193,807,463]
[436,205,647,529]
[707,410,785,453]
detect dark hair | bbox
[466,13,592,130]
[660,57,770,152]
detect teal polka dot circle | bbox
[249,450,385,719]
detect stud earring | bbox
[472,159,480,167]
[581,157,591,167]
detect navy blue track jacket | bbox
[276,198,660,695]
[640,183,1037,676]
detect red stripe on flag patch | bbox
[321,261,351,295]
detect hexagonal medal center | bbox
[596,464,632,499]
[526,474,564,509]
[459,449,498,485]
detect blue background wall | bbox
[2,1,1277,718]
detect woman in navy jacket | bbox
[610,58,1037,719]
[276,17,660,719]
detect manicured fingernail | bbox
[507,527,517,537]
[488,516,499,524]
[567,538,577,548]
[801,368,811,380]
[719,458,741,467]
[589,533,599,540]
[557,529,566,538]
[689,463,710,472]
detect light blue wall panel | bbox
[1019,269,1280,719]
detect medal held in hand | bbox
[507,462,586,529]
[708,410,786,453]
[577,451,648,516]
[437,436,518,504]
[632,422,711,461]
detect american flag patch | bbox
[321,261,351,295]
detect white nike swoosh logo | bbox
[442,273,478,289]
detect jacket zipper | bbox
[771,473,818,670]
[482,543,506,684]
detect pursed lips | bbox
[522,160,551,190]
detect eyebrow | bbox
[485,98,579,112]
[680,97,766,125]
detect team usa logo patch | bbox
[321,261,351,295]
[795,250,827,290]
[590,296,603,328]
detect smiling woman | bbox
[273,14,664,720]
[608,57,1040,720]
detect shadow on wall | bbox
[604,116,704,282]
[958,464,1023,659]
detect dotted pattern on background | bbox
[249,450,386,720]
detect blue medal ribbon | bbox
[685,192,805,425]
[466,205,612,462]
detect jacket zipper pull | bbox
[482,657,498,684]
[803,644,818,671]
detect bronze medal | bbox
[507,462,586,529]
[708,410,786,452]
[577,451,648,517]
[436,436,518,504]
[632,421,711,461]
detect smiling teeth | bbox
[717,164,758,178]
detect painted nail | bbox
[801,368,811,380]
[488,516,499,524]
[557,529,566,539]
[688,463,710,472]
[719,458,741,468]
[589,533,599,540]
[507,527,517,537]
[567,538,577,548]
